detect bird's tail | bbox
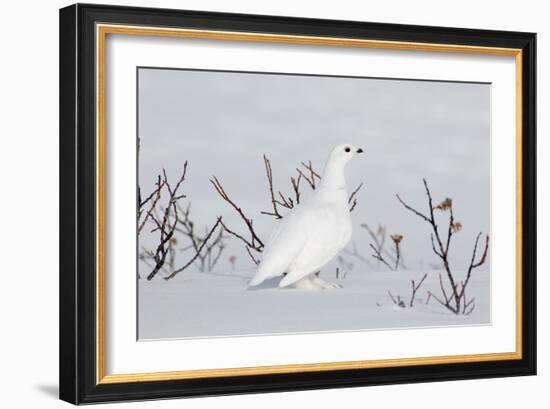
[248,248,291,288]
[248,259,277,288]
[248,273,265,288]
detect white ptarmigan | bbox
[249,144,364,290]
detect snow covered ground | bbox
[138,269,490,340]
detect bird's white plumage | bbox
[249,143,363,289]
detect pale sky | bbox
[137,67,490,276]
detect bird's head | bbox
[328,144,365,167]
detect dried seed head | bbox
[451,222,463,232]
[434,197,453,211]
[390,234,403,244]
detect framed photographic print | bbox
[59,3,536,404]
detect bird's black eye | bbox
[345,147,351,152]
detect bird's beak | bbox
[356,148,364,154]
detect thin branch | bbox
[173,202,226,272]
[245,245,260,266]
[139,176,163,208]
[445,206,455,256]
[370,243,394,271]
[409,273,428,307]
[396,193,431,224]
[387,290,398,305]
[390,235,403,270]
[277,191,292,209]
[397,179,467,313]
[301,161,321,179]
[459,233,490,299]
[291,173,302,205]
[146,199,178,280]
[219,218,262,252]
[430,234,444,259]
[362,223,399,266]
[138,175,164,234]
[210,176,264,250]
[427,290,458,314]
[362,223,384,250]
[425,292,432,305]
[164,218,223,280]
[295,160,321,190]
[146,167,187,280]
[465,303,476,316]
[438,273,452,306]
[263,155,283,219]
[342,242,373,267]
[348,182,363,212]
[206,230,226,271]
[463,295,476,315]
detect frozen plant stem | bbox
[164,218,223,280]
[141,162,227,281]
[386,272,427,308]
[409,273,428,307]
[146,166,187,281]
[174,202,226,273]
[396,178,489,314]
[369,233,402,271]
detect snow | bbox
[138,268,490,340]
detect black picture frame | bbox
[59,3,536,404]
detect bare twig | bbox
[396,195,431,224]
[409,273,428,307]
[425,292,432,305]
[387,290,398,305]
[426,290,456,313]
[368,233,402,271]
[397,179,489,314]
[140,162,229,280]
[362,224,386,253]
[387,290,406,308]
[262,155,284,219]
[370,243,394,271]
[462,284,477,315]
[385,272,427,308]
[173,202,226,272]
[164,217,223,280]
[291,173,302,205]
[246,246,260,265]
[458,233,490,300]
[210,176,264,251]
[218,218,262,252]
[438,273,451,305]
[390,234,403,270]
[336,255,353,279]
[297,160,321,190]
[146,168,186,281]
[361,223,407,269]
[464,303,476,316]
[138,175,165,234]
[348,182,363,212]
[342,242,373,267]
